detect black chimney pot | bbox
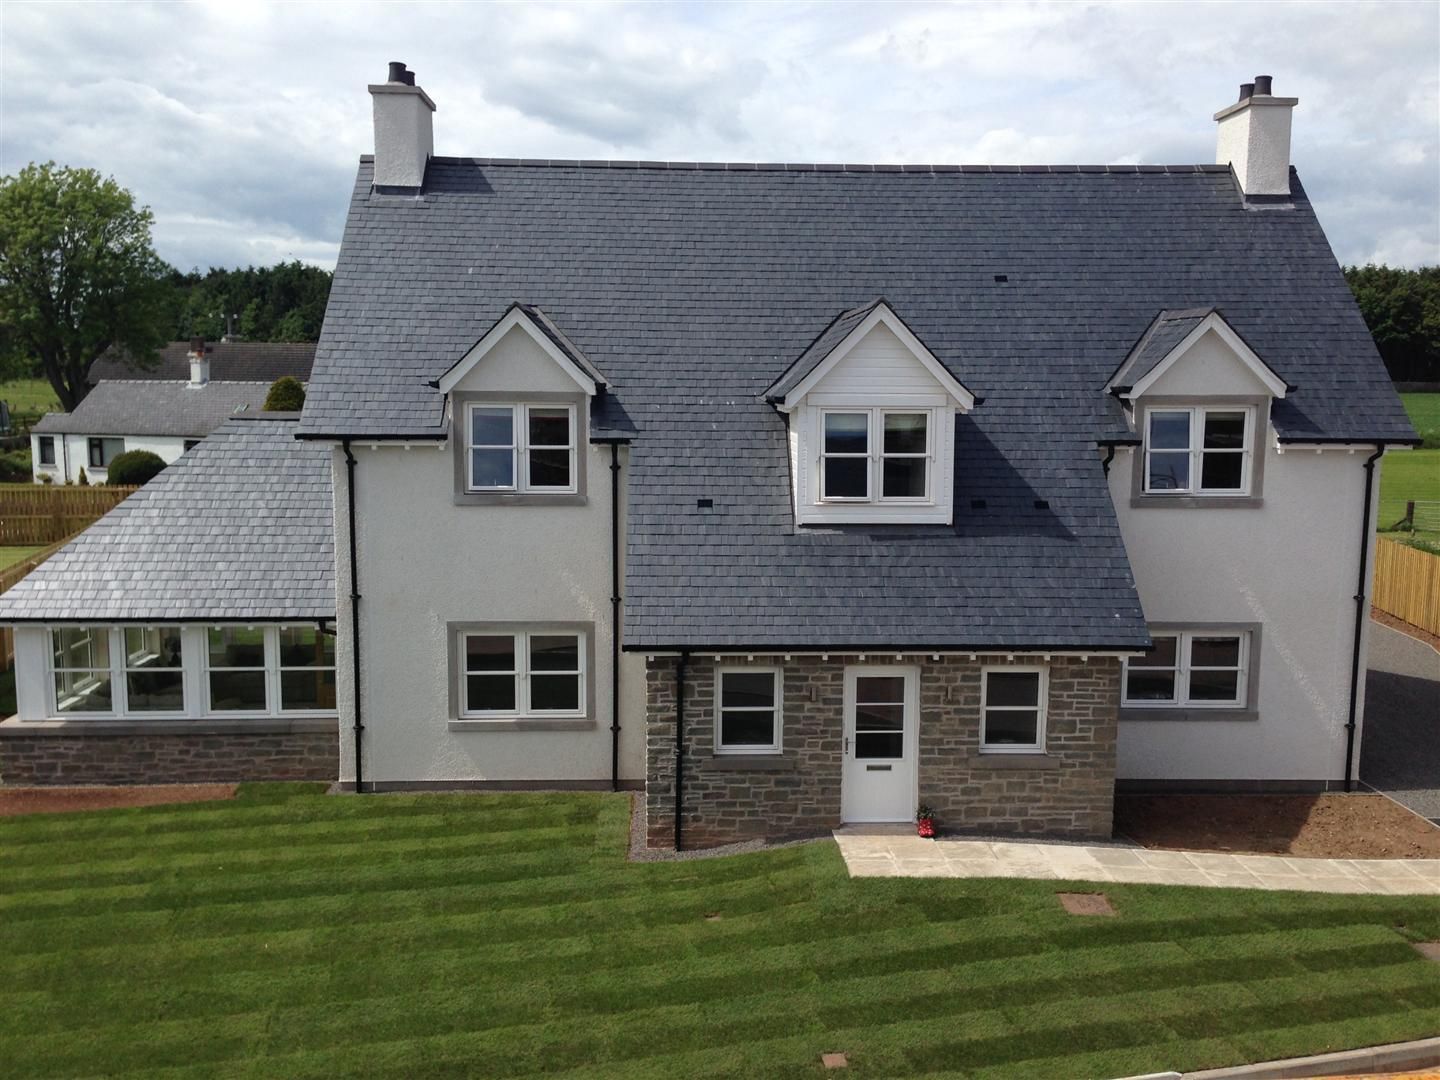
[387,61,407,83]
[1239,82,1255,101]
[1253,75,1273,96]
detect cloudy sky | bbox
[2,1,1436,272]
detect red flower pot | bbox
[917,818,935,838]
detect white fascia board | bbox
[779,303,976,412]
[435,307,598,396]
[1125,312,1288,400]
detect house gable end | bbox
[435,306,600,397]
[1115,312,1288,401]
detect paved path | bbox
[834,826,1440,894]
[1361,621,1440,823]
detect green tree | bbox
[1344,264,1440,383]
[167,261,331,342]
[263,375,306,412]
[0,162,171,409]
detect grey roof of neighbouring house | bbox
[298,157,1417,650]
[0,416,333,623]
[32,381,271,438]
[88,341,315,385]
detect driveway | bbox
[1360,620,1440,823]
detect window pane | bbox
[1147,452,1190,491]
[530,635,579,672]
[854,703,903,732]
[125,626,182,667]
[55,672,112,713]
[883,413,927,453]
[1191,636,1241,668]
[465,636,515,673]
[855,731,903,759]
[824,458,868,498]
[1189,669,1240,702]
[720,710,775,747]
[471,448,514,488]
[1131,636,1178,668]
[1126,670,1176,701]
[856,676,905,704]
[527,448,570,488]
[1200,452,1244,491]
[104,439,124,464]
[823,413,868,454]
[282,669,337,711]
[1203,412,1246,449]
[528,408,570,447]
[984,709,1039,746]
[209,670,267,711]
[208,627,264,668]
[53,627,109,669]
[882,458,927,498]
[127,670,185,712]
[467,674,516,712]
[39,438,54,465]
[279,627,335,668]
[531,673,580,711]
[1148,411,1191,450]
[470,407,513,446]
[986,671,1039,708]
[721,672,775,709]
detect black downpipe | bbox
[1101,445,1117,477]
[674,650,688,851]
[609,443,622,792]
[1343,444,1385,793]
[343,440,365,793]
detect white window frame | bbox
[979,665,1048,754]
[276,626,338,713]
[714,666,782,755]
[205,626,277,716]
[49,626,116,717]
[1122,631,1249,709]
[464,402,577,495]
[121,625,187,716]
[460,630,586,719]
[87,437,124,471]
[37,436,56,467]
[818,407,934,506]
[1142,406,1255,496]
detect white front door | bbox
[840,665,918,823]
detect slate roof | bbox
[1107,308,1215,391]
[0,417,333,623]
[33,381,271,438]
[88,341,315,385]
[300,156,1417,650]
[765,299,885,400]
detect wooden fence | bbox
[0,485,138,544]
[1373,536,1440,637]
[0,531,86,668]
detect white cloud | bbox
[1,0,1435,269]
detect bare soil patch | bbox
[0,784,237,816]
[1114,793,1440,859]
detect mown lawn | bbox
[1,787,1437,1079]
[0,377,60,416]
[0,544,47,571]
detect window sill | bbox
[967,753,1060,770]
[1121,708,1258,723]
[1130,495,1262,509]
[0,716,338,737]
[448,717,595,732]
[453,492,587,507]
[700,754,796,772]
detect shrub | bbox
[77,469,88,486]
[105,449,166,486]
[263,376,306,412]
[0,447,32,482]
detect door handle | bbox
[844,736,851,755]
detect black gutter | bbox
[1343,443,1385,793]
[609,442,622,792]
[343,439,365,794]
[622,641,1150,654]
[674,650,688,852]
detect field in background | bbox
[1379,394,1440,549]
[0,546,47,571]
[1,789,1438,1079]
[0,378,61,418]
[1399,393,1440,449]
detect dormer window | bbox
[820,409,931,503]
[466,402,576,493]
[766,300,975,526]
[1143,406,1254,495]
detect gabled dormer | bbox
[433,304,606,505]
[1108,308,1289,505]
[767,300,975,525]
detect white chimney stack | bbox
[1214,75,1298,197]
[187,338,210,388]
[368,61,436,191]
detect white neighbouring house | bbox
[0,68,1419,851]
[30,341,314,483]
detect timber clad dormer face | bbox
[768,302,975,526]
